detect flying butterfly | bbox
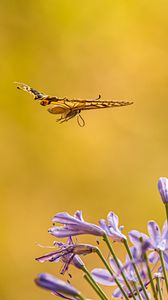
[15,82,133,126]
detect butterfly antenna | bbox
[96,94,101,100]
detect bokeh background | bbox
[1,0,168,299]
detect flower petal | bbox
[162,220,168,243]
[112,287,122,298]
[125,246,140,266]
[148,221,161,248]
[36,251,62,263]
[110,258,123,275]
[91,268,115,286]
[52,212,81,225]
[158,177,168,203]
[129,230,151,248]
[71,255,85,270]
[107,212,119,230]
[48,226,85,238]
[99,219,111,235]
[74,210,84,221]
[100,216,126,242]
[35,273,79,296]
[148,252,159,264]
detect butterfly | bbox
[15,82,133,126]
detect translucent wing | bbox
[54,99,133,112]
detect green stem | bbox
[95,247,130,300]
[83,275,104,300]
[132,282,143,300]
[143,252,158,300]
[77,294,86,300]
[103,235,137,300]
[165,203,168,223]
[159,250,168,292]
[123,239,150,300]
[82,266,108,300]
[155,277,163,300]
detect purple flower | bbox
[35,273,80,299]
[129,220,168,270]
[92,247,149,299]
[36,237,96,274]
[128,231,150,248]
[99,212,126,242]
[158,177,168,204]
[49,211,105,238]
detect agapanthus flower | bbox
[36,237,95,274]
[129,220,168,270]
[91,247,149,299]
[158,177,168,204]
[35,273,80,299]
[49,210,105,238]
[99,212,126,242]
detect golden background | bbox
[1,1,168,299]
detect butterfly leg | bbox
[48,104,84,125]
[55,116,65,123]
[60,110,85,126]
[59,110,79,123]
[77,113,85,127]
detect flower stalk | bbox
[123,239,150,300]
[143,251,159,300]
[95,247,130,300]
[159,250,168,292]
[133,282,144,300]
[103,234,138,300]
[165,203,168,223]
[81,266,108,300]
[77,294,86,300]
[156,276,163,300]
[83,274,102,298]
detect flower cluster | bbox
[35,178,168,300]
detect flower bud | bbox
[158,177,168,204]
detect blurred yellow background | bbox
[1,0,168,299]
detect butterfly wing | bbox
[15,82,46,100]
[50,99,133,112]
